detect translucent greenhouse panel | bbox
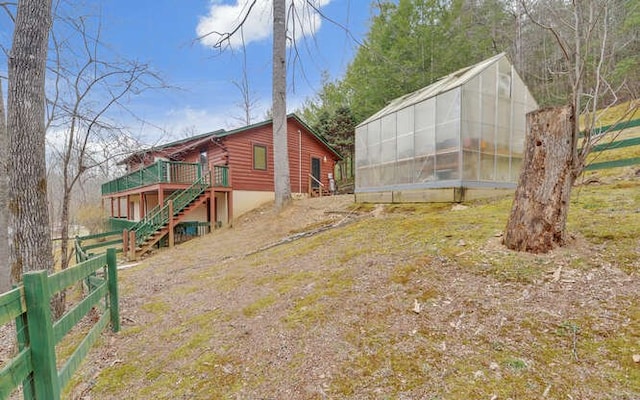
[381,141,396,163]
[396,106,415,160]
[381,114,396,164]
[462,120,481,151]
[496,155,510,181]
[369,142,381,165]
[497,97,510,130]
[355,125,368,167]
[435,89,460,180]
[436,89,460,152]
[480,152,495,181]
[436,89,460,125]
[381,113,396,141]
[481,93,496,126]
[396,158,414,184]
[397,134,414,160]
[511,107,526,155]
[462,150,479,181]
[481,123,495,156]
[414,98,436,157]
[436,151,459,180]
[461,86,482,178]
[512,72,526,104]
[462,87,482,124]
[497,58,512,98]
[355,166,366,187]
[367,119,382,166]
[513,101,525,128]
[436,121,460,152]
[415,154,435,182]
[481,63,497,94]
[380,163,396,186]
[368,118,381,144]
[496,97,511,159]
[465,74,480,94]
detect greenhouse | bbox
[354,53,539,203]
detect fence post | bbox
[23,271,61,400]
[122,229,128,256]
[106,248,120,332]
[129,230,137,261]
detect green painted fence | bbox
[583,118,640,171]
[75,231,123,263]
[0,249,119,399]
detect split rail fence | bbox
[584,118,640,171]
[0,249,119,399]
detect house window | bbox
[253,144,267,170]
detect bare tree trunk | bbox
[504,105,575,253]
[7,0,54,280]
[0,81,9,293]
[60,191,71,269]
[272,0,291,210]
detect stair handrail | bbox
[129,170,211,233]
[308,173,324,187]
[133,172,211,246]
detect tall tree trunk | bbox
[504,105,575,253]
[0,81,8,293]
[60,190,71,269]
[272,0,291,210]
[7,0,54,281]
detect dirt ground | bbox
[3,187,640,399]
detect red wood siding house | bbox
[102,114,340,258]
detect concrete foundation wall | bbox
[355,187,514,203]
[233,190,275,217]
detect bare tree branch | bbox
[195,0,258,51]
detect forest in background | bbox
[300,0,640,173]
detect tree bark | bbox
[7,0,54,280]
[504,105,575,253]
[272,0,291,210]
[0,81,9,293]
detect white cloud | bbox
[196,0,332,49]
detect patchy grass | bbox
[73,177,640,399]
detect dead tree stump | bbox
[504,105,575,253]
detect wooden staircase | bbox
[135,191,211,256]
[311,187,332,197]
[126,173,212,259]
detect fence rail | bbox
[0,249,119,399]
[75,231,123,263]
[583,118,640,171]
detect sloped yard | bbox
[70,170,640,399]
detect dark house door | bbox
[311,157,321,189]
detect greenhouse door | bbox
[311,157,321,189]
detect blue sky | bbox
[96,0,372,143]
[0,0,372,145]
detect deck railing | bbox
[102,161,230,195]
[212,165,229,187]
